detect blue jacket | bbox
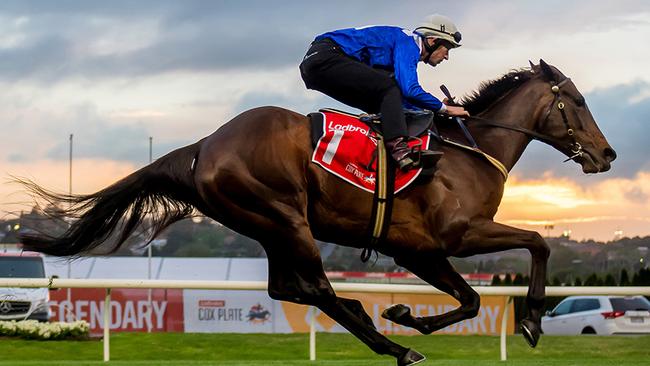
[316,26,443,111]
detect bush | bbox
[0,320,89,340]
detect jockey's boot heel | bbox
[388,137,444,171]
[386,137,415,171]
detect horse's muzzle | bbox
[582,146,616,173]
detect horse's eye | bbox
[575,97,585,107]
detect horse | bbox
[19,59,616,365]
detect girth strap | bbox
[361,136,395,262]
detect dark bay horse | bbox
[20,60,615,365]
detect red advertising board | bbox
[49,288,184,335]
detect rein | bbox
[463,78,584,162]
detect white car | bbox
[0,253,52,322]
[542,295,650,335]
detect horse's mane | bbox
[460,68,534,115]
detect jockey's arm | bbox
[393,38,469,117]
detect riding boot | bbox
[386,137,415,170]
[386,137,444,171]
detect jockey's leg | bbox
[383,256,480,335]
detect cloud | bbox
[623,186,648,203]
[0,97,192,165]
[1,158,138,216]
[496,172,650,240]
[44,103,193,164]
[3,1,645,83]
[0,1,420,82]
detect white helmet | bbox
[414,14,462,48]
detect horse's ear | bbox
[539,59,555,81]
[529,60,535,69]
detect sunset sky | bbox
[1,1,649,242]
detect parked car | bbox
[542,295,650,335]
[0,252,52,322]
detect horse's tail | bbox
[18,140,204,257]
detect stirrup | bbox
[417,150,443,169]
[407,137,443,169]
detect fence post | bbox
[309,306,316,361]
[500,296,512,361]
[104,288,111,362]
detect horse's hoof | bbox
[397,349,426,366]
[382,304,411,323]
[520,318,541,348]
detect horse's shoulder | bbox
[423,162,504,218]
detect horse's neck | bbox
[471,86,544,172]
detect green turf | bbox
[0,333,649,365]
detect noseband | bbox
[464,77,584,163]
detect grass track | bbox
[1,333,649,365]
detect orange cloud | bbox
[1,159,137,217]
[496,172,650,241]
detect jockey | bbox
[300,14,470,171]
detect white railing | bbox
[1,278,649,362]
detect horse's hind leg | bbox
[338,297,377,330]
[263,229,423,366]
[383,256,480,335]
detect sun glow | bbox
[496,172,650,240]
[504,183,594,209]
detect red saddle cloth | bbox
[311,110,431,194]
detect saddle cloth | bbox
[310,109,431,194]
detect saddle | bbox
[309,108,436,147]
[310,108,507,180]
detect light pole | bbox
[147,136,153,332]
[67,134,73,321]
[543,224,554,238]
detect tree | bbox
[584,273,600,286]
[619,269,630,286]
[604,273,617,286]
[633,268,650,285]
[513,273,525,285]
[574,277,582,286]
[491,274,502,285]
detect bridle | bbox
[464,77,584,163]
[543,78,584,161]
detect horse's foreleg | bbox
[383,256,480,335]
[451,219,550,348]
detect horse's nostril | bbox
[604,147,617,162]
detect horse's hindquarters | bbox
[192,107,314,238]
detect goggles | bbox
[416,27,462,43]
